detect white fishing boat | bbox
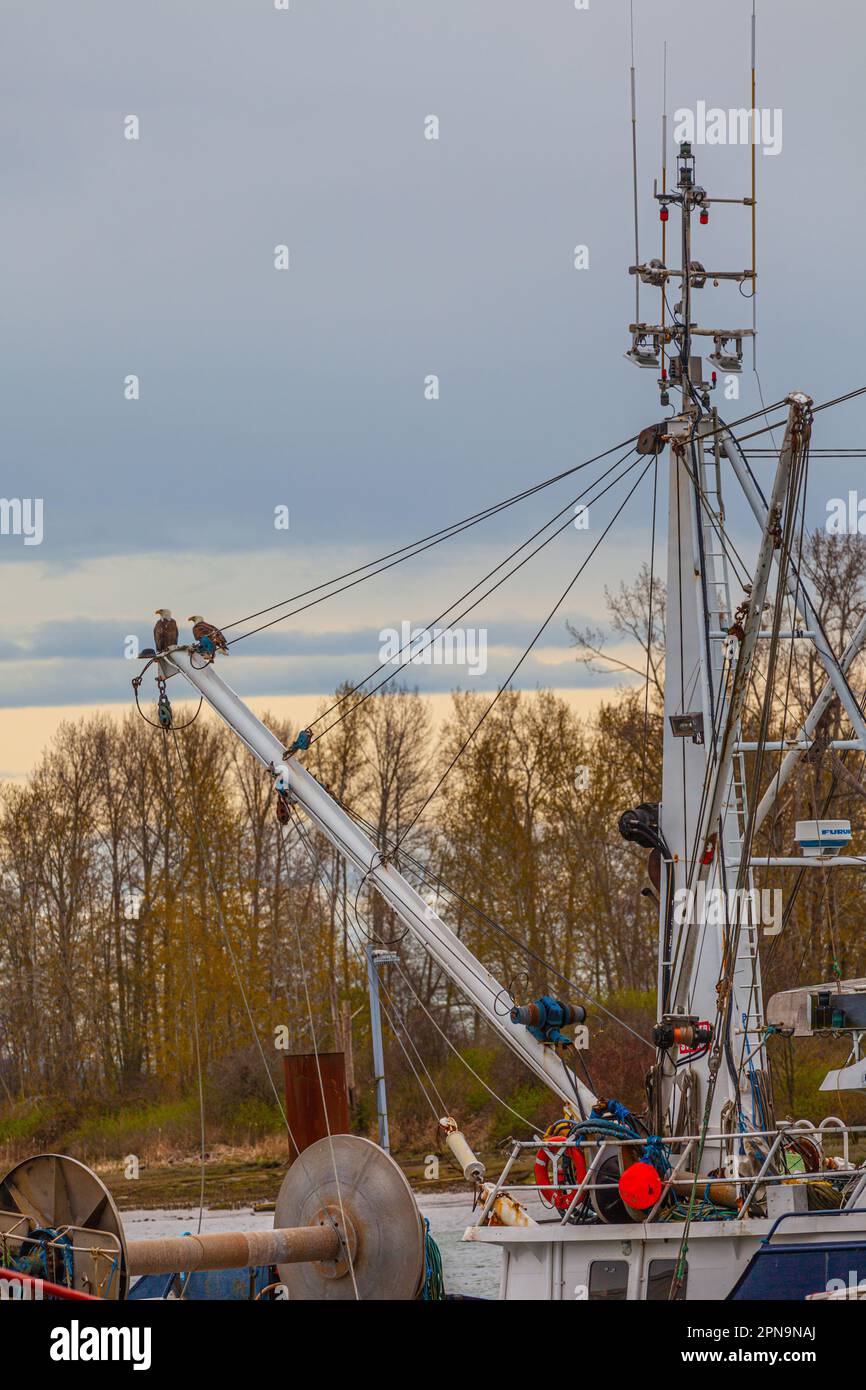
[3,7,866,1306]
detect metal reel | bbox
[274,1135,425,1300]
[0,1153,128,1299]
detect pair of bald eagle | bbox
[148,609,228,659]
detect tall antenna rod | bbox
[660,40,668,382]
[751,0,757,368]
[630,0,640,323]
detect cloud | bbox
[0,607,642,707]
[2,0,862,724]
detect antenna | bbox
[624,16,756,403]
[750,0,757,369]
[629,0,640,324]
[660,40,668,389]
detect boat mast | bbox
[629,133,773,1147]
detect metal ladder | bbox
[697,424,764,1022]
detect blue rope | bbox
[5,1227,74,1286]
[598,1098,634,1128]
[642,1134,671,1176]
[573,1117,640,1142]
[421,1217,445,1301]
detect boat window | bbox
[646,1259,687,1301]
[588,1260,629,1300]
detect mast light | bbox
[668,712,705,745]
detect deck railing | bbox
[476,1119,866,1228]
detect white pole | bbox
[366,946,391,1152]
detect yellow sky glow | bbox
[0,687,625,783]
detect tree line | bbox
[1,537,865,1157]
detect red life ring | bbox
[534,1139,587,1210]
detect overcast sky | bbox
[1,0,865,722]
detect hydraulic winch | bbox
[511,996,586,1048]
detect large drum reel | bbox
[0,1137,426,1301]
[0,1153,128,1299]
[274,1134,425,1300]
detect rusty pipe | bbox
[126,1224,340,1277]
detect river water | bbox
[122,1190,505,1299]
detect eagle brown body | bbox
[153,609,179,651]
[189,616,228,655]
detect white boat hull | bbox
[464,1210,866,1301]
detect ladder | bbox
[697,421,764,1023]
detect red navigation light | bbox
[619,1160,662,1211]
[700,209,709,225]
[660,206,669,222]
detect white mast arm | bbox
[157,649,598,1116]
[721,425,866,751]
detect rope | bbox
[421,1218,445,1301]
[3,1227,74,1287]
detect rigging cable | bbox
[167,727,360,1298]
[217,393,811,649]
[332,794,652,1051]
[288,803,541,1129]
[223,435,642,644]
[273,814,409,1291]
[309,447,644,740]
[390,458,655,850]
[158,730,207,1237]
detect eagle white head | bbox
[155,608,173,618]
[188,615,204,624]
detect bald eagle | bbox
[154,609,179,652]
[189,616,228,658]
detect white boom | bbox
[156,649,597,1116]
